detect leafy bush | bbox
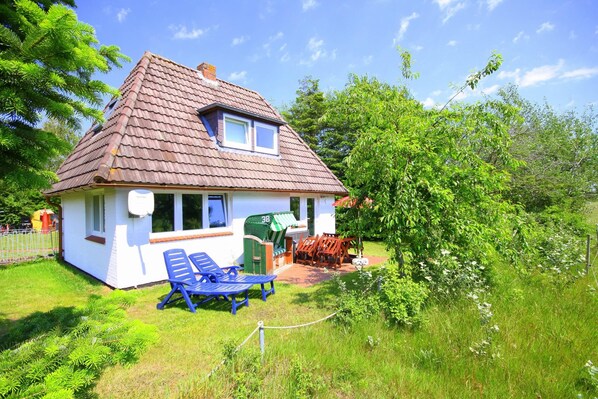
[0,291,158,399]
[379,267,429,327]
[333,271,381,329]
[334,266,429,328]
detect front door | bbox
[307,198,315,236]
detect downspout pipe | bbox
[45,196,63,261]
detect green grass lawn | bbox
[1,244,596,398]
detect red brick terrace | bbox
[275,255,387,287]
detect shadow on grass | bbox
[0,305,81,351]
[289,265,387,312]
[154,287,269,313]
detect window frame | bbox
[91,194,105,236]
[150,191,232,239]
[254,121,279,155]
[223,113,252,151]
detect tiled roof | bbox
[48,52,347,195]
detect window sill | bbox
[149,230,234,244]
[85,235,106,244]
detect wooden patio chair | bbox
[314,236,343,269]
[295,235,320,265]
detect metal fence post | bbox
[258,321,265,358]
[586,234,592,274]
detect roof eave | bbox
[197,102,287,126]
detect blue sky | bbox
[77,0,598,113]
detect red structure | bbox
[41,210,51,233]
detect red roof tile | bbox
[48,52,347,195]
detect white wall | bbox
[62,188,337,288]
[62,190,115,285]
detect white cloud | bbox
[498,69,521,80]
[434,0,454,9]
[487,0,503,11]
[228,71,247,82]
[262,31,284,56]
[431,90,443,97]
[481,84,500,95]
[566,100,575,108]
[302,0,319,11]
[170,25,208,40]
[536,22,555,34]
[300,36,333,65]
[412,45,424,51]
[280,52,290,62]
[447,40,457,46]
[520,60,564,87]
[561,67,598,80]
[116,8,130,23]
[569,31,577,40]
[363,55,373,65]
[307,37,325,62]
[499,61,579,87]
[454,90,469,101]
[513,31,529,44]
[259,0,275,19]
[393,12,419,45]
[433,0,465,23]
[231,36,249,46]
[422,97,436,108]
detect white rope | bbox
[261,312,337,330]
[205,324,260,379]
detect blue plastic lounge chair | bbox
[188,252,276,301]
[157,248,252,314]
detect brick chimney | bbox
[197,62,216,80]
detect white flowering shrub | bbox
[417,249,487,300]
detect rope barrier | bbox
[201,271,381,381]
[261,312,337,330]
[205,324,260,379]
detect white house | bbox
[46,52,347,289]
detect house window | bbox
[224,114,251,150]
[290,196,300,221]
[255,122,278,154]
[92,194,105,234]
[152,193,175,233]
[208,195,227,228]
[183,194,203,230]
[221,113,279,155]
[151,192,230,234]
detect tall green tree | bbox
[320,75,407,182]
[42,117,80,171]
[281,76,326,154]
[0,0,129,189]
[343,55,517,280]
[499,85,598,212]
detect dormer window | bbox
[255,121,278,155]
[198,103,284,156]
[223,114,251,150]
